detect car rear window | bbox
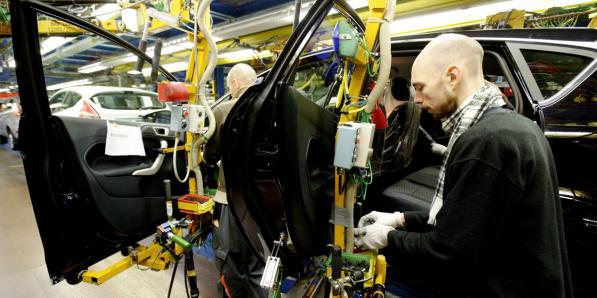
[521,49,592,99]
[93,92,165,110]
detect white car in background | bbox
[0,101,22,150]
[49,86,168,121]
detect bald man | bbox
[204,63,266,298]
[355,34,572,297]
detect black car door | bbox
[222,0,365,263]
[11,0,186,284]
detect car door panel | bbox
[53,116,186,234]
[223,0,364,262]
[279,85,337,255]
[10,0,183,283]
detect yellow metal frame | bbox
[81,239,183,285]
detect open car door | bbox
[11,0,188,284]
[222,0,365,264]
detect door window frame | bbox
[506,42,597,108]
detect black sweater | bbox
[387,111,573,297]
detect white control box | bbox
[186,104,206,134]
[333,122,375,169]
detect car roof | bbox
[392,28,597,48]
[56,86,157,98]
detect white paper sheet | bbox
[105,121,146,156]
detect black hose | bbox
[184,258,191,298]
[167,258,179,298]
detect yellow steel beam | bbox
[37,20,93,35]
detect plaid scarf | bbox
[428,83,506,225]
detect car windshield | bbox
[92,92,165,110]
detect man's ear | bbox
[445,65,461,88]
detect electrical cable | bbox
[167,258,180,298]
[184,257,191,298]
[173,132,191,183]
[335,60,349,109]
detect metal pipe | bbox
[293,0,302,31]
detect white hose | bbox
[364,0,395,113]
[195,0,217,143]
[173,133,191,183]
[190,0,218,194]
[190,137,204,195]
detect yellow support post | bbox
[334,0,387,252]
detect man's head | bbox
[227,63,257,99]
[390,77,413,102]
[411,34,485,119]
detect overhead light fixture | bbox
[141,61,189,76]
[47,79,92,91]
[40,37,75,56]
[390,0,593,35]
[78,62,108,74]
[218,49,273,60]
[78,38,193,74]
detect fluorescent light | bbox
[390,0,594,35]
[141,61,189,76]
[40,37,75,56]
[78,62,108,74]
[219,49,273,60]
[161,62,189,72]
[47,79,92,91]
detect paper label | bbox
[105,121,146,156]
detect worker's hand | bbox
[357,211,403,229]
[431,142,447,155]
[354,224,394,250]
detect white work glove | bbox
[357,211,404,229]
[354,224,394,250]
[431,142,447,155]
